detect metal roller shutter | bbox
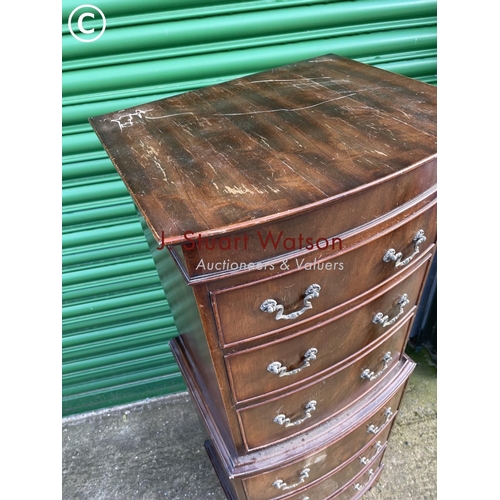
[62,0,437,416]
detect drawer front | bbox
[237,313,413,451]
[331,463,384,500]
[179,159,436,279]
[283,449,386,500]
[274,441,387,500]
[241,376,407,499]
[225,254,431,402]
[213,203,436,346]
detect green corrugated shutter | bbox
[62,0,437,416]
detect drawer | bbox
[251,440,390,500]
[331,463,384,500]
[237,313,414,451]
[176,158,436,279]
[283,447,386,500]
[213,202,436,346]
[225,254,432,403]
[241,375,406,499]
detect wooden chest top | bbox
[89,54,436,246]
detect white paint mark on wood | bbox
[223,185,254,195]
[111,109,153,131]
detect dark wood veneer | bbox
[90,54,436,499]
[89,54,436,247]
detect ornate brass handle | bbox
[274,401,317,427]
[273,468,310,490]
[260,284,321,321]
[267,348,318,377]
[383,230,426,267]
[353,469,374,491]
[367,407,393,434]
[361,352,392,381]
[359,441,383,465]
[372,294,410,327]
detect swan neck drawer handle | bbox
[383,229,426,267]
[274,401,317,427]
[353,469,375,491]
[372,294,410,327]
[367,407,393,434]
[273,468,310,491]
[267,348,318,377]
[260,284,321,321]
[361,351,393,381]
[359,441,383,465]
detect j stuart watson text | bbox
[157,230,343,252]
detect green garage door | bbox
[62,0,437,416]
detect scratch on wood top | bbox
[144,111,196,121]
[119,86,384,128]
[213,94,358,117]
[248,77,352,84]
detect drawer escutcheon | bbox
[274,401,317,427]
[267,348,318,377]
[383,229,427,267]
[272,467,310,491]
[260,284,321,321]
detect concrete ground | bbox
[62,346,436,500]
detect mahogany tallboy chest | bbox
[90,54,437,499]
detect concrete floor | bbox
[62,347,436,500]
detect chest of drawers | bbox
[89,54,436,499]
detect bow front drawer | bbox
[241,366,409,499]
[225,253,432,403]
[236,312,414,451]
[283,453,385,500]
[174,158,436,280]
[212,202,436,346]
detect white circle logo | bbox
[68,4,106,43]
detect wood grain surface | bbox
[89,54,436,245]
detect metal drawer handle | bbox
[372,294,410,327]
[353,469,374,491]
[359,441,383,466]
[367,408,393,434]
[274,401,317,427]
[273,468,310,491]
[361,352,393,381]
[383,229,426,267]
[260,284,321,321]
[268,348,318,377]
